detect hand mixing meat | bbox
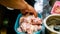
[17,15,42,34]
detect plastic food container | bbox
[14,13,42,34]
[51,1,60,14]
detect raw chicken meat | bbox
[17,15,42,34]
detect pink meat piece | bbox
[17,15,42,34]
[20,22,31,32]
[17,27,22,32]
[31,17,42,25]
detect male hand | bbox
[0,0,37,17]
[21,5,37,17]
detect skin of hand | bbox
[21,4,37,17]
[0,0,37,17]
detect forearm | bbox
[0,0,28,9]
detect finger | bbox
[33,11,37,17]
[21,9,29,15]
[26,10,37,17]
[31,9,37,17]
[20,9,26,15]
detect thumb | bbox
[33,11,37,17]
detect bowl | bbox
[14,13,42,34]
[44,14,60,34]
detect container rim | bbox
[44,14,60,34]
